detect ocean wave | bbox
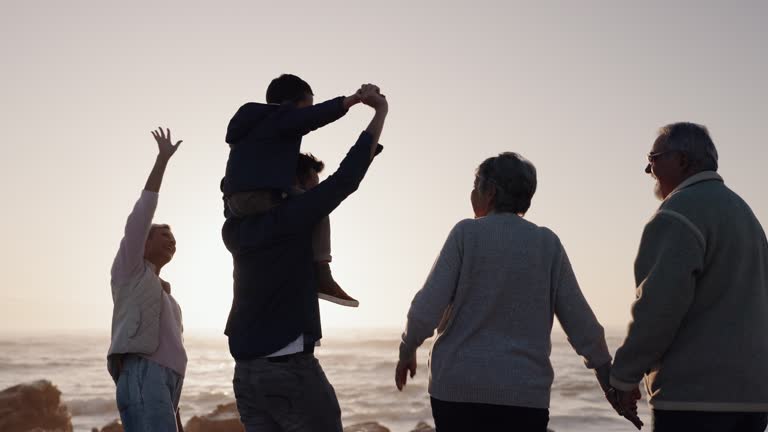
[182,390,233,405]
[1,360,96,369]
[66,397,118,416]
[64,392,236,417]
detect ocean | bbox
[0,329,649,432]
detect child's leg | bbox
[314,216,359,308]
[227,191,278,217]
[312,216,333,263]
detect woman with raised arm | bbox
[107,127,187,432]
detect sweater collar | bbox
[665,171,723,201]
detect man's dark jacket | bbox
[222,97,348,195]
[223,131,382,359]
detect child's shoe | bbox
[315,262,359,307]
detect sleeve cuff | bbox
[399,328,419,361]
[399,340,416,362]
[610,374,639,391]
[336,96,349,114]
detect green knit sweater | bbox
[611,171,768,411]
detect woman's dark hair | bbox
[296,153,324,184]
[476,152,537,214]
[266,74,313,104]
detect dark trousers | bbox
[430,397,549,432]
[653,409,768,432]
[233,353,342,432]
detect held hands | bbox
[606,386,644,430]
[358,84,388,111]
[395,353,417,391]
[151,127,182,161]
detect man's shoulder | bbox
[660,179,733,222]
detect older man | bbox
[610,122,768,431]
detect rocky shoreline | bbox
[1,380,558,432]
[0,380,434,432]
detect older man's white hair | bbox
[657,122,719,172]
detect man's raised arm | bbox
[230,86,388,250]
[359,85,388,158]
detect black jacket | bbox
[223,131,382,359]
[222,96,348,194]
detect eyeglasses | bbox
[647,150,677,163]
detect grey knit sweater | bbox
[400,213,611,408]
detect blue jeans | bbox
[116,355,184,432]
[233,353,342,432]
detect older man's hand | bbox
[606,386,644,430]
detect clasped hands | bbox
[604,383,643,430]
[348,84,388,111]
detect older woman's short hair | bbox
[476,152,537,214]
[149,223,171,238]
[657,122,719,172]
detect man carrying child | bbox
[221,77,389,430]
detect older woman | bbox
[395,153,622,431]
[108,128,187,432]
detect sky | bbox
[0,1,766,335]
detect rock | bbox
[344,422,390,432]
[410,421,434,432]
[184,402,244,432]
[406,421,554,432]
[0,380,73,432]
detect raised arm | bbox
[358,84,388,159]
[226,88,388,252]
[111,127,182,282]
[276,91,362,136]
[145,127,182,192]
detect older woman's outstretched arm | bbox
[396,221,465,390]
[553,244,643,429]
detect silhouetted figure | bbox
[222,74,362,306]
[223,86,388,431]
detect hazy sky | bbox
[1,1,766,334]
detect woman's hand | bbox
[395,353,417,391]
[151,127,182,161]
[145,126,182,193]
